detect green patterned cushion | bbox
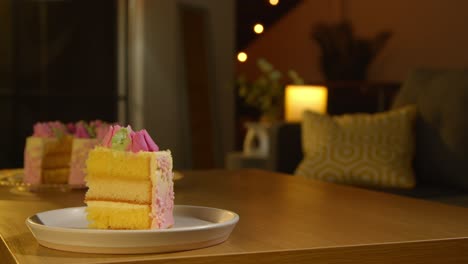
[295,106,417,188]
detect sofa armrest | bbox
[270,123,303,174]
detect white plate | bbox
[26,205,239,254]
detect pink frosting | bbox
[130,131,148,151]
[101,125,123,147]
[143,130,159,151]
[69,139,98,185]
[73,120,110,140]
[151,155,174,229]
[95,124,110,141]
[101,125,160,152]
[33,121,110,138]
[74,123,90,138]
[67,123,76,134]
[129,130,160,152]
[23,148,41,185]
[33,121,67,138]
[90,120,103,127]
[90,120,107,135]
[33,123,53,137]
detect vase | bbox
[243,122,270,157]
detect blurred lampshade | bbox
[285,85,328,122]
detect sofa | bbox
[272,69,468,207]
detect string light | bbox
[269,0,279,6]
[237,52,248,62]
[253,23,264,34]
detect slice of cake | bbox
[85,125,174,229]
[24,122,73,184]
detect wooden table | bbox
[1,169,468,263]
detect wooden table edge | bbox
[2,219,467,263]
[0,234,18,264]
[110,237,468,264]
[1,228,467,264]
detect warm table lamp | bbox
[285,85,328,122]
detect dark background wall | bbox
[0,0,117,168]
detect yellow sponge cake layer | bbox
[42,136,72,154]
[42,168,70,184]
[24,136,73,184]
[86,178,151,204]
[86,147,156,181]
[42,153,72,169]
[86,201,151,229]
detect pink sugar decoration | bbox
[101,125,121,147]
[101,125,160,152]
[95,124,110,141]
[130,131,149,152]
[33,123,53,137]
[67,122,76,134]
[75,123,90,138]
[142,130,160,151]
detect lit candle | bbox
[285,85,328,122]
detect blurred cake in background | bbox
[23,120,109,186]
[24,122,73,184]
